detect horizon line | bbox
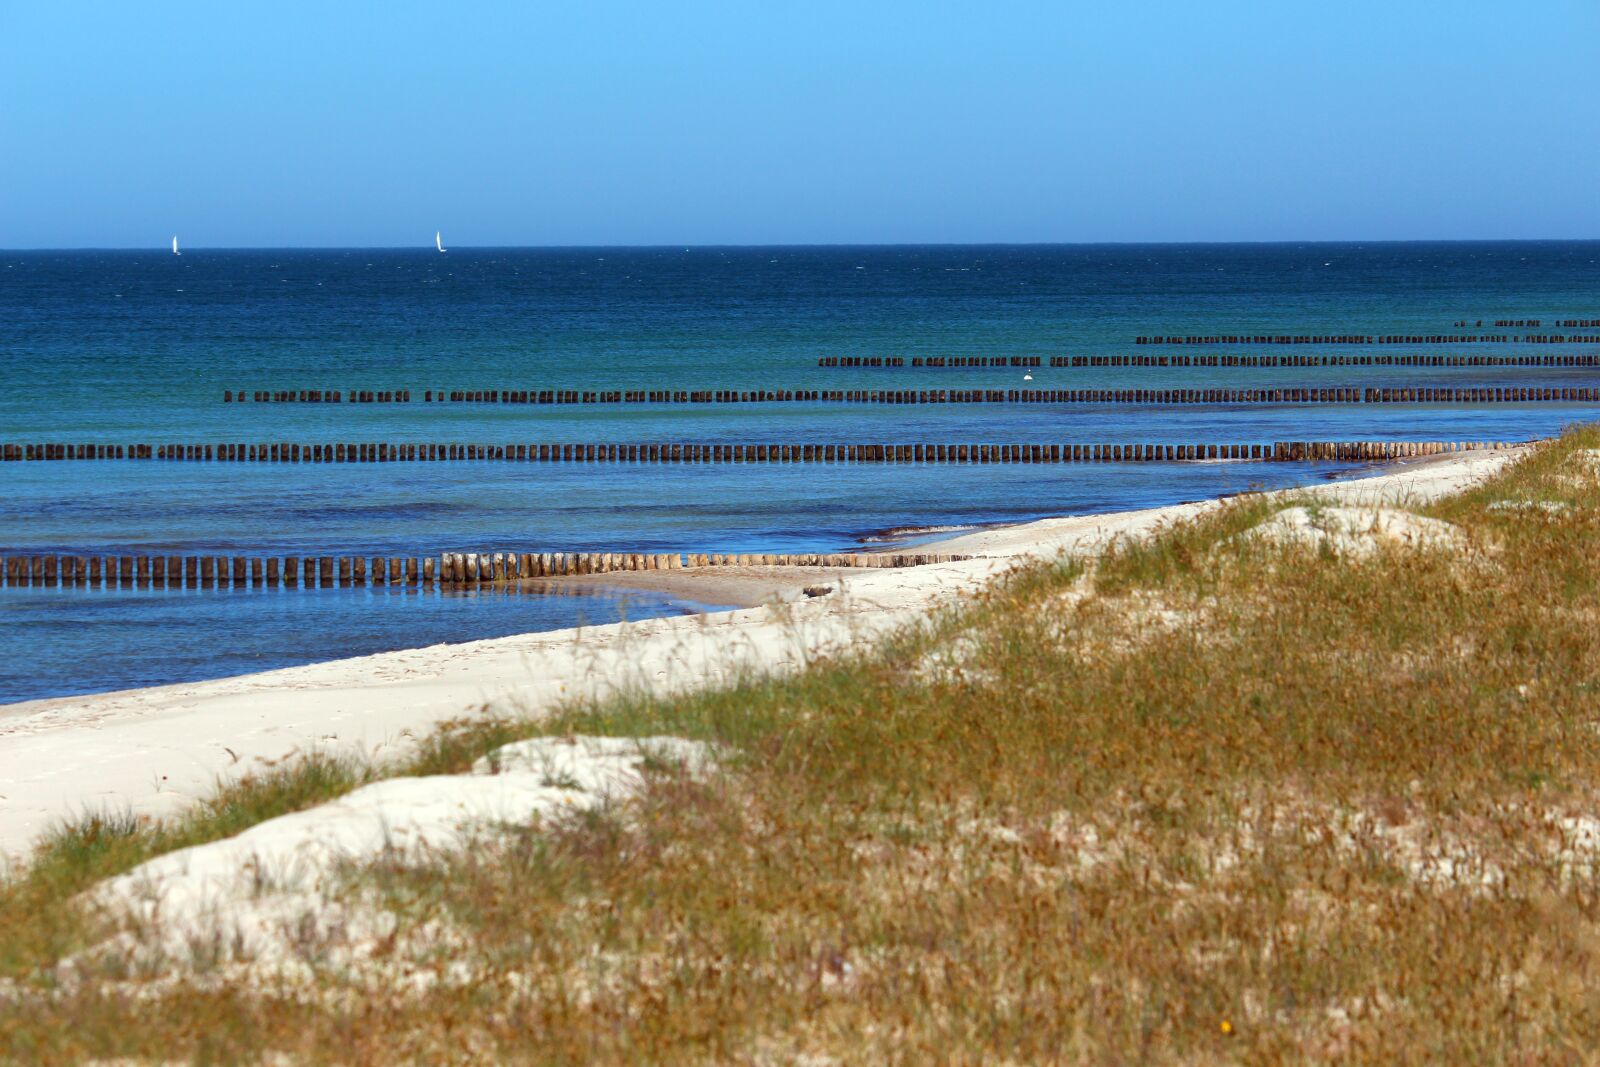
[7,236,1600,253]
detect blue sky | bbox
[3,1,1597,247]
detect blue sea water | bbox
[3,241,1599,702]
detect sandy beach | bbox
[0,448,1519,862]
[525,565,852,610]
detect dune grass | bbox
[7,431,1600,1063]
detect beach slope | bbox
[0,448,1514,860]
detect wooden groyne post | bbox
[0,550,980,590]
[0,439,1521,465]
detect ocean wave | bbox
[858,523,982,544]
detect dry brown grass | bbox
[7,431,1600,1063]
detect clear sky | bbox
[4,1,1597,248]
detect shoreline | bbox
[0,446,1521,860]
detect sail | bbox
[172,236,179,255]
[435,231,444,252]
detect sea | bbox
[4,241,1598,703]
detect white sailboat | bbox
[171,236,180,256]
[435,231,446,253]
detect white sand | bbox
[0,447,1519,862]
[1243,505,1467,557]
[81,736,713,974]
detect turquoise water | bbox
[4,242,1598,701]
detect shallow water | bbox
[0,583,724,705]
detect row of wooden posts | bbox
[0,550,971,589]
[229,390,411,403]
[219,386,1600,407]
[819,354,1600,368]
[1135,334,1600,345]
[0,440,1514,464]
[819,356,1043,368]
[1485,320,1600,328]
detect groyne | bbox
[1,440,1514,464]
[815,354,1600,369]
[0,550,970,589]
[223,386,1600,406]
[1135,334,1600,345]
